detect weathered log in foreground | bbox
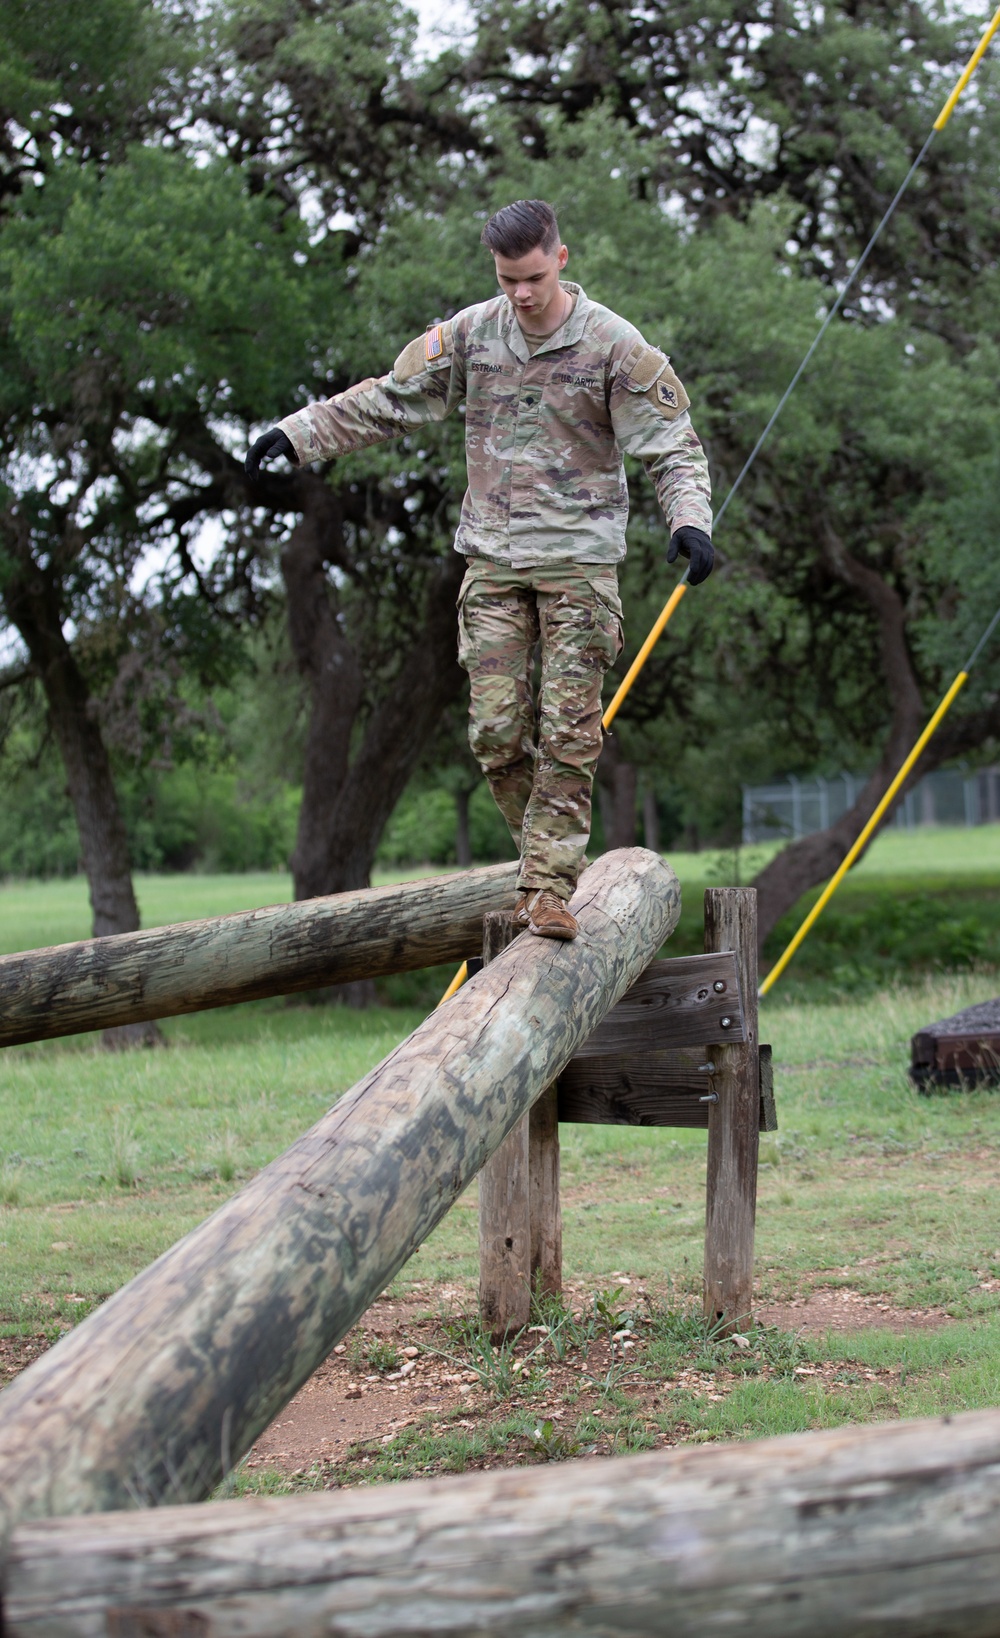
[0,849,680,1547]
[9,1409,1000,1637]
[0,862,519,1048]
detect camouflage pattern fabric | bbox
[278,281,712,567]
[457,559,623,900]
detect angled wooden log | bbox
[0,848,680,1547]
[9,1409,1000,1637]
[0,863,519,1048]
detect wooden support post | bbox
[529,1083,561,1298]
[703,886,759,1334]
[0,848,680,1545]
[478,913,531,1340]
[12,1408,1000,1636]
[0,863,520,1048]
[479,914,563,1339]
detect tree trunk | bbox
[455,786,473,867]
[281,481,365,900]
[597,734,638,850]
[642,782,660,853]
[751,522,927,956]
[2,551,159,1048]
[282,480,468,898]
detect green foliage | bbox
[765,890,994,994]
[0,740,81,879]
[3,0,1000,918]
[364,1338,399,1374]
[0,743,299,880]
[1,145,324,424]
[376,782,513,867]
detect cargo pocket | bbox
[456,572,476,672]
[587,575,624,668]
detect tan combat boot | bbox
[518,889,578,941]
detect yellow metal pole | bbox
[759,670,970,997]
[437,958,469,1007]
[934,2,1000,129]
[603,570,690,731]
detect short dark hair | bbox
[481,199,560,259]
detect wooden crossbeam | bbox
[556,946,773,1134]
[558,1043,775,1130]
[573,951,744,1057]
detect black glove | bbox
[667,525,714,587]
[245,428,297,481]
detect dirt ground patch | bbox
[244,1277,947,1476]
[0,1279,964,1482]
[0,1333,52,1381]
[756,1288,950,1334]
[245,1292,478,1472]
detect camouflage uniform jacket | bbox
[277,282,712,567]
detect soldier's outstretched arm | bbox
[609,343,714,585]
[245,322,465,477]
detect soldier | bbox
[247,198,713,940]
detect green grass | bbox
[3,840,1000,1481]
[225,1303,1000,1495]
[0,1004,423,1333]
[3,825,998,958]
[0,866,460,957]
[5,824,1000,1006]
[2,966,999,1340]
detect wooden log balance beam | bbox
[0,848,680,1548]
[8,1408,1000,1635]
[0,862,520,1048]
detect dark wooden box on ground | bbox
[910,997,1000,1090]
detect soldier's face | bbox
[493,243,570,328]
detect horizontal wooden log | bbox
[0,863,519,1048]
[557,1044,775,1130]
[0,849,680,1548]
[8,1408,1000,1636]
[574,951,743,1056]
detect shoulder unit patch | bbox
[648,362,690,420]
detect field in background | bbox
[4,825,1000,1004]
[1,829,999,1481]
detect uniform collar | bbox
[500,282,590,363]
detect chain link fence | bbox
[742,767,1000,844]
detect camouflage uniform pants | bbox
[457,559,623,900]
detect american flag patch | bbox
[425,325,444,361]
